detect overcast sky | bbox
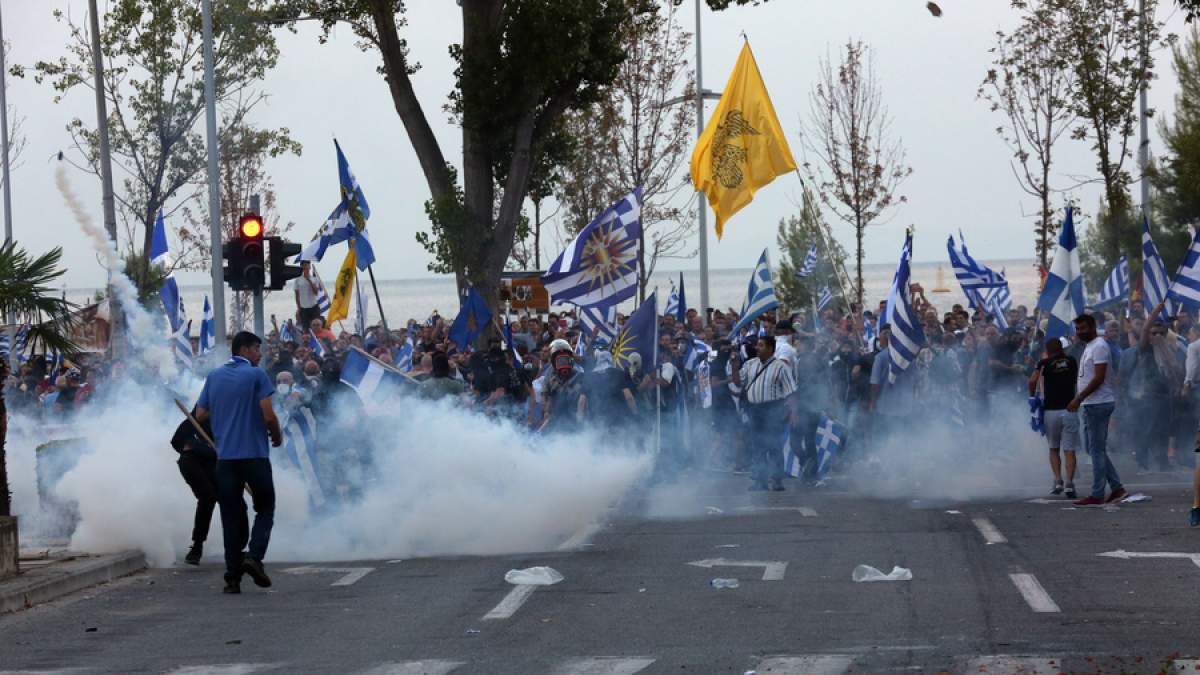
[3,0,1193,288]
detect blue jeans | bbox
[748,401,787,485]
[1082,402,1122,499]
[217,458,275,582]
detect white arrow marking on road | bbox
[687,558,788,581]
[280,566,375,586]
[1097,549,1200,569]
[483,584,537,620]
[735,506,818,517]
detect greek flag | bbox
[728,249,780,338]
[986,285,1010,331]
[947,233,1005,308]
[863,316,877,346]
[665,284,681,319]
[1142,215,1177,319]
[814,414,846,478]
[295,142,375,270]
[315,281,331,314]
[340,347,408,402]
[884,232,926,381]
[1029,395,1045,436]
[817,286,833,311]
[575,332,588,358]
[281,406,325,508]
[503,318,523,366]
[1168,228,1200,311]
[1092,255,1130,310]
[578,305,617,346]
[1036,207,1087,339]
[13,324,28,362]
[795,244,818,280]
[395,338,414,373]
[0,332,8,359]
[199,296,215,355]
[542,188,641,309]
[683,337,710,372]
[782,429,803,478]
[308,333,327,360]
[279,320,297,344]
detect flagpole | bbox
[364,264,389,335]
[349,344,416,383]
[694,0,711,326]
[794,172,862,348]
[654,287,661,458]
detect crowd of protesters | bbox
[7,278,1200,525]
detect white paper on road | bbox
[852,565,912,582]
[505,566,564,585]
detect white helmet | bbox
[549,338,572,355]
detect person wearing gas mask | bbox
[538,339,586,433]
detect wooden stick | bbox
[174,398,216,449]
[348,345,418,384]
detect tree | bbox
[25,0,287,295]
[801,40,911,308]
[0,242,78,518]
[1152,26,1200,256]
[1058,0,1166,267]
[774,189,847,316]
[0,41,27,195]
[272,1,749,319]
[554,0,696,300]
[979,0,1079,272]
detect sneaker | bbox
[1104,487,1128,504]
[241,558,272,588]
[184,543,202,566]
[1051,482,1064,496]
[1064,485,1077,499]
[1190,507,1200,527]
[769,480,785,492]
[223,580,241,594]
[1073,496,1104,506]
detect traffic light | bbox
[238,212,265,290]
[222,239,243,289]
[268,237,303,291]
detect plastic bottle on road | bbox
[710,578,740,589]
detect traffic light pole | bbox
[201,0,226,348]
[250,194,264,337]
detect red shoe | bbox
[1104,488,1128,504]
[1073,496,1104,506]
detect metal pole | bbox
[89,0,123,360]
[694,0,710,326]
[201,0,227,349]
[250,194,264,337]
[1138,0,1151,221]
[0,3,12,250]
[366,265,389,333]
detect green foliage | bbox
[0,242,79,357]
[416,166,469,276]
[773,192,847,315]
[1153,27,1200,261]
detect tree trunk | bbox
[854,211,865,308]
[1041,162,1051,272]
[533,199,541,270]
[0,397,9,517]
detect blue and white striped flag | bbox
[395,338,414,373]
[578,305,617,346]
[280,320,297,344]
[199,295,215,355]
[1036,207,1087,339]
[814,414,846,478]
[1142,215,1177,319]
[542,188,641,309]
[315,279,331,315]
[13,325,28,362]
[947,233,1005,308]
[1092,255,1130,310]
[795,244,818,280]
[340,347,408,403]
[665,284,681,319]
[727,249,780,338]
[884,233,926,381]
[986,284,1011,331]
[863,317,877,346]
[0,332,8,360]
[1168,228,1200,311]
[817,286,833,311]
[683,337,710,372]
[308,333,327,360]
[280,406,325,507]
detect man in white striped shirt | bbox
[735,335,798,491]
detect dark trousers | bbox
[1132,397,1171,470]
[792,409,822,479]
[297,305,321,332]
[216,459,275,581]
[177,453,217,544]
[748,400,788,485]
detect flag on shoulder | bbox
[690,42,797,239]
[727,249,780,338]
[884,232,925,381]
[1093,255,1130,310]
[542,189,641,309]
[1036,207,1087,339]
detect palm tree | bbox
[0,241,78,517]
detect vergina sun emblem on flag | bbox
[582,223,636,295]
[611,326,638,368]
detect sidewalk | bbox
[0,548,146,614]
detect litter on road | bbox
[504,567,564,586]
[710,578,740,589]
[852,565,912,582]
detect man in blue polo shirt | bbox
[195,331,283,594]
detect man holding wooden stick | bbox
[194,331,283,595]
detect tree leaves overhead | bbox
[0,241,79,357]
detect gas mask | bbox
[552,352,575,379]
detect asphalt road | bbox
[2,469,1199,675]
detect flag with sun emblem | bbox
[690,42,797,239]
[542,189,642,309]
[611,292,658,372]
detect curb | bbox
[0,551,147,614]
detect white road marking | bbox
[482,584,537,620]
[1008,573,1061,613]
[547,657,655,675]
[972,517,1008,545]
[281,566,375,586]
[559,522,603,550]
[1097,549,1200,569]
[163,666,276,675]
[687,558,788,581]
[1168,660,1200,673]
[754,655,855,674]
[735,506,818,517]
[355,661,464,675]
[962,655,1063,674]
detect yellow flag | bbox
[690,42,797,239]
[326,245,357,325]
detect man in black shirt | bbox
[1028,338,1080,498]
[170,410,218,565]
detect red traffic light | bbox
[239,213,263,239]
